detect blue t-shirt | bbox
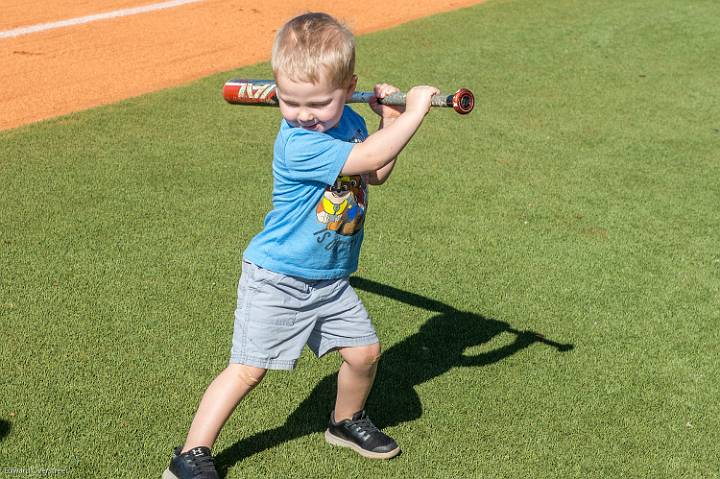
[243,106,369,279]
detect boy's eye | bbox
[308,100,332,108]
[280,99,330,108]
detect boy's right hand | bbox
[405,85,441,117]
[341,86,439,177]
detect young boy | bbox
[163,12,439,479]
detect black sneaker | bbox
[162,446,219,479]
[325,410,401,459]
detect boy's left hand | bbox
[370,83,404,120]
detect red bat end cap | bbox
[452,89,475,114]
[223,83,238,103]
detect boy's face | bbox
[275,71,356,133]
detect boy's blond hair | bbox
[272,12,355,89]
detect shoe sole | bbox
[324,429,401,459]
[161,469,178,479]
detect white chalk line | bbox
[0,0,205,40]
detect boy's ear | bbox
[345,75,358,99]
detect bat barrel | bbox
[223,79,279,106]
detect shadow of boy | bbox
[215,278,572,475]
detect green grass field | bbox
[2,0,719,477]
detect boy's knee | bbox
[365,344,382,366]
[229,364,267,387]
[343,343,381,369]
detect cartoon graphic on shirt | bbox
[316,175,367,236]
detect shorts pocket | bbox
[248,307,298,327]
[247,281,300,327]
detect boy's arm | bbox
[367,116,398,185]
[341,85,438,178]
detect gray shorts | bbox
[230,261,379,370]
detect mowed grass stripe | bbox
[1,0,719,477]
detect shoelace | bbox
[349,416,380,439]
[190,454,217,478]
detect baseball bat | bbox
[223,79,475,115]
[505,328,574,352]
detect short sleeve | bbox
[281,129,354,185]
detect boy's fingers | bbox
[374,83,389,98]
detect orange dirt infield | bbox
[0,0,486,131]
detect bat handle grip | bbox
[350,89,474,114]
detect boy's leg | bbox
[182,363,267,451]
[326,342,400,459]
[307,278,398,458]
[334,343,380,420]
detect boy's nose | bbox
[298,110,314,123]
